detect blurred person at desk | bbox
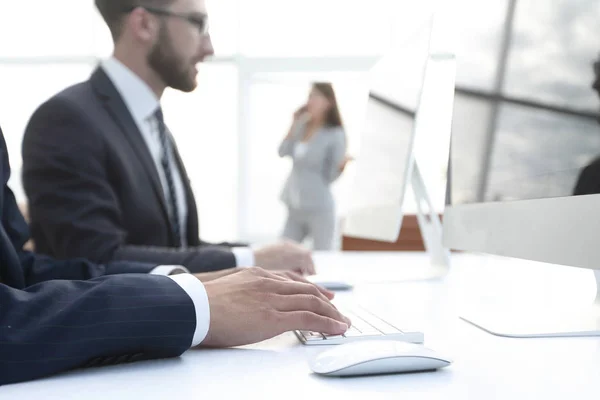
[278,83,352,250]
[574,55,600,195]
[0,122,350,386]
[21,0,314,276]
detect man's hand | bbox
[194,268,334,300]
[193,268,241,283]
[201,267,350,348]
[272,270,334,300]
[254,240,315,275]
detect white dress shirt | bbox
[150,265,209,346]
[100,58,254,267]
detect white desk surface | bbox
[2,252,600,399]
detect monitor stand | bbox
[460,269,600,338]
[410,161,450,276]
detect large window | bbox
[0,1,98,58]
[504,0,600,109]
[238,0,392,57]
[448,0,600,205]
[5,1,590,246]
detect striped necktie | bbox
[154,107,183,247]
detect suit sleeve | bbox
[0,154,159,283]
[198,239,249,248]
[113,244,237,273]
[22,98,237,274]
[0,273,196,386]
[278,122,303,157]
[20,250,159,285]
[323,128,347,183]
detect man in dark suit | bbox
[22,0,315,275]
[574,56,600,195]
[1,124,349,386]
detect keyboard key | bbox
[343,327,366,337]
[349,307,402,335]
[300,331,325,341]
[323,334,345,340]
[343,313,381,335]
[294,304,423,345]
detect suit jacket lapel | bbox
[90,67,170,223]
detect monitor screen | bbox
[343,52,456,242]
[447,1,600,206]
[442,1,600,271]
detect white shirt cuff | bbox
[150,265,190,276]
[167,273,210,347]
[231,246,255,268]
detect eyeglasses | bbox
[125,6,209,36]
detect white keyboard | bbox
[294,305,424,345]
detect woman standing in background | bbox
[278,83,352,250]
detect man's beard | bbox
[148,25,197,93]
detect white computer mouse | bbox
[308,340,452,377]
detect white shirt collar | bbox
[100,57,160,124]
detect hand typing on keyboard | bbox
[201,267,352,347]
[296,305,424,345]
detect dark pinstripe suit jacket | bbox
[0,126,196,386]
[22,67,243,273]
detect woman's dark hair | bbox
[312,82,344,128]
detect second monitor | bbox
[342,52,457,272]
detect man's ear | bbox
[127,7,160,43]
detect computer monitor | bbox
[443,65,600,337]
[342,51,456,271]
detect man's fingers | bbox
[269,279,332,304]
[267,279,351,326]
[277,271,334,300]
[273,294,349,326]
[285,272,334,300]
[280,311,348,336]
